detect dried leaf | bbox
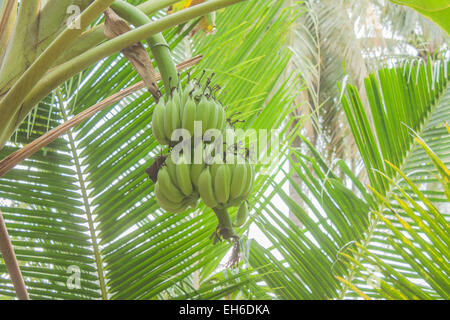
[145,155,168,183]
[104,8,161,100]
[167,0,194,13]
[190,12,216,37]
[168,0,216,37]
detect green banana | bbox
[181,82,194,106]
[190,163,203,188]
[165,156,178,186]
[151,77,255,215]
[152,79,229,147]
[164,99,175,141]
[182,98,197,137]
[215,101,226,132]
[214,164,231,205]
[170,98,181,141]
[242,162,254,197]
[230,162,247,200]
[155,182,186,212]
[205,99,218,131]
[152,100,169,145]
[196,96,211,134]
[198,168,218,208]
[234,201,248,227]
[209,162,221,179]
[157,167,185,203]
[176,153,193,196]
[172,87,182,110]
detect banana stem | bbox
[212,207,241,268]
[0,0,18,66]
[138,0,179,14]
[212,207,236,240]
[110,0,178,91]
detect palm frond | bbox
[0,0,299,299]
[341,134,449,299]
[249,59,449,299]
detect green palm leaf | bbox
[249,59,449,299]
[0,0,299,299]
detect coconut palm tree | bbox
[288,0,448,164]
[250,58,449,299]
[0,0,448,300]
[287,0,448,228]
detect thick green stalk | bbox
[37,0,92,55]
[0,0,40,94]
[138,0,178,14]
[0,1,93,94]
[0,0,115,148]
[110,0,178,90]
[0,0,18,65]
[12,0,245,139]
[213,208,236,239]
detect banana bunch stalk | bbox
[152,79,226,146]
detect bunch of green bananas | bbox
[150,73,254,266]
[154,153,199,213]
[151,81,227,146]
[197,157,253,242]
[197,160,254,209]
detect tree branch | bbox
[111,0,179,90]
[0,210,29,300]
[0,0,18,65]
